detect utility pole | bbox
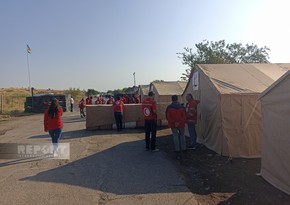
[133,72,136,87]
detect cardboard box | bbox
[86,103,170,130]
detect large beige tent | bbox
[150,81,187,103]
[259,70,290,195]
[138,85,150,102]
[182,63,290,158]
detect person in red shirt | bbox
[107,96,114,104]
[79,98,86,118]
[142,91,158,151]
[185,93,200,149]
[134,94,141,104]
[166,95,187,152]
[44,98,64,157]
[101,96,106,104]
[88,96,93,105]
[95,97,100,104]
[113,96,125,132]
[122,96,128,104]
[85,96,90,104]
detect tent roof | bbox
[195,64,290,94]
[259,70,290,99]
[151,81,187,95]
[138,84,150,94]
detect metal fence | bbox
[0,95,27,114]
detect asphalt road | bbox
[0,112,199,205]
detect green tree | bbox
[64,87,86,101]
[107,86,137,96]
[86,89,101,96]
[178,40,271,80]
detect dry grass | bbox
[0,88,85,115]
[0,87,66,96]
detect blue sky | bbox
[1,0,290,91]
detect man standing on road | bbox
[166,95,186,152]
[70,96,74,112]
[113,96,125,132]
[185,93,200,149]
[142,91,159,152]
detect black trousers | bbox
[144,120,157,150]
[80,108,85,117]
[114,112,123,131]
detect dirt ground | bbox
[158,134,290,205]
[0,113,289,205]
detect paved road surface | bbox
[0,112,199,205]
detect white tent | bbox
[259,70,290,195]
[182,63,290,158]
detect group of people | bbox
[69,94,141,118]
[140,91,200,152]
[112,91,200,152]
[166,93,200,152]
[43,92,200,157]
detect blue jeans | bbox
[187,123,197,146]
[114,112,123,131]
[145,120,157,150]
[48,128,62,144]
[171,128,186,151]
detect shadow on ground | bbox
[21,127,290,204]
[30,128,145,140]
[157,135,290,205]
[21,136,189,195]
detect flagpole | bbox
[26,44,33,112]
[26,49,31,91]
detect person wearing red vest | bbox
[185,93,200,149]
[95,97,100,104]
[99,96,104,104]
[107,96,114,104]
[44,98,64,157]
[113,96,125,132]
[142,91,158,151]
[88,96,93,105]
[85,96,90,104]
[79,98,86,118]
[166,95,187,152]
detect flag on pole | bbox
[27,44,32,54]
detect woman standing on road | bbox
[44,98,64,157]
